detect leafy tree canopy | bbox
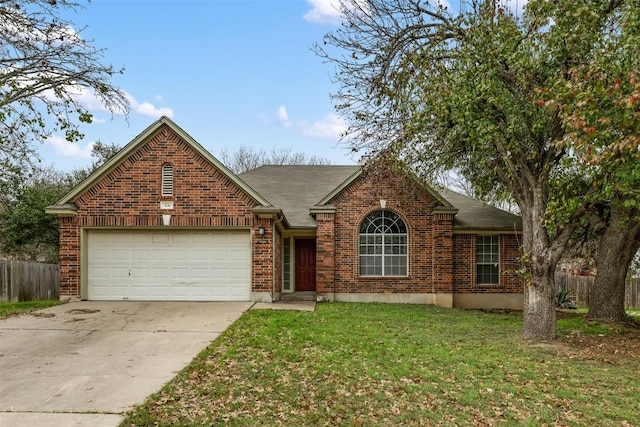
[0,0,129,175]
[317,0,639,339]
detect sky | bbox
[38,0,356,172]
[37,0,528,172]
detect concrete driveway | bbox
[0,301,251,427]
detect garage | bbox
[87,230,251,301]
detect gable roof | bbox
[239,165,360,228]
[440,189,522,232]
[240,165,521,231]
[46,116,271,215]
[314,166,456,212]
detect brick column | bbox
[432,212,455,307]
[315,212,335,298]
[58,217,81,300]
[252,218,273,301]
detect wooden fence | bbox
[555,272,640,309]
[0,260,59,302]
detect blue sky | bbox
[40,0,355,171]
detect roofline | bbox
[44,203,77,216]
[453,228,522,234]
[51,116,271,208]
[433,206,459,215]
[316,168,363,205]
[315,164,455,209]
[309,205,336,214]
[251,207,291,229]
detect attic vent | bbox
[161,163,173,196]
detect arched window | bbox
[161,163,173,196]
[359,210,408,276]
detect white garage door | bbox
[87,230,251,301]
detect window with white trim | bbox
[359,210,408,276]
[283,237,291,292]
[476,235,499,284]
[161,163,173,196]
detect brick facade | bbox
[452,233,523,293]
[52,118,523,307]
[312,171,523,306]
[317,172,452,298]
[57,124,272,299]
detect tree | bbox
[219,145,331,174]
[0,141,120,262]
[0,166,74,262]
[316,0,637,339]
[545,1,640,320]
[0,0,129,174]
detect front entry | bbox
[295,239,316,291]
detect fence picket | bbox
[0,260,59,302]
[555,271,639,309]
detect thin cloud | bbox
[269,106,346,140]
[44,135,94,158]
[304,0,528,25]
[42,86,172,118]
[134,101,173,118]
[277,105,291,127]
[300,113,347,140]
[124,93,174,118]
[304,0,342,25]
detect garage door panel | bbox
[152,233,170,243]
[87,230,251,301]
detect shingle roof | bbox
[440,189,522,231]
[239,165,360,228]
[240,165,522,231]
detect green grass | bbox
[122,303,639,426]
[0,300,62,318]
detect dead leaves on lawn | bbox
[123,307,640,426]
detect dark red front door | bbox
[295,239,316,291]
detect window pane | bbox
[359,210,408,277]
[476,235,499,285]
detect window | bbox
[359,210,408,276]
[283,237,291,292]
[476,235,499,284]
[161,163,173,196]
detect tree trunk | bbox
[519,197,567,341]
[588,205,640,321]
[523,267,557,341]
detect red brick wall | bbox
[316,212,335,294]
[58,124,270,298]
[273,226,283,295]
[317,170,523,297]
[323,172,451,295]
[252,217,273,295]
[452,233,524,293]
[58,217,81,296]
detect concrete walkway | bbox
[252,300,316,311]
[0,301,251,427]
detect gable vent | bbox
[161,163,173,196]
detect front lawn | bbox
[0,300,62,319]
[122,303,639,426]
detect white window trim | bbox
[358,210,409,278]
[476,234,500,286]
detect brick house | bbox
[46,117,523,309]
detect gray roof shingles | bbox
[239,165,360,228]
[440,189,522,231]
[239,165,521,231]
